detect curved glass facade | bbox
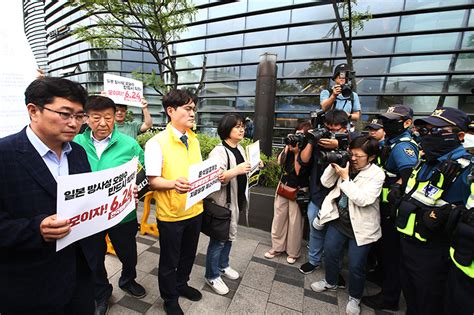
[23,0,48,71]
[170,0,474,134]
[24,0,474,134]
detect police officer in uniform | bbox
[362,105,419,311]
[445,162,474,315]
[396,107,471,315]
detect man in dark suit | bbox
[0,77,97,314]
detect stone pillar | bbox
[253,53,277,156]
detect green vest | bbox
[396,157,468,242]
[450,182,474,278]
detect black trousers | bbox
[373,209,401,305]
[94,219,139,302]
[400,238,450,315]
[445,263,474,315]
[157,213,202,303]
[3,246,95,315]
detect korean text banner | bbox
[104,73,143,107]
[56,157,139,251]
[185,158,221,210]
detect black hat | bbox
[378,105,414,120]
[414,107,470,131]
[365,118,384,130]
[333,63,351,80]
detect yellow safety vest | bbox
[152,124,203,222]
[450,181,474,278]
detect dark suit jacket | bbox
[0,128,97,312]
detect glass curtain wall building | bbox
[23,0,48,71]
[24,0,474,134]
[32,1,163,121]
[172,0,474,135]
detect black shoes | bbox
[164,301,184,315]
[361,292,399,311]
[299,262,320,274]
[94,300,109,315]
[178,285,202,301]
[119,280,147,299]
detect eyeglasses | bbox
[234,124,246,130]
[350,152,368,159]
[417,126,455,137]
[89,115,114,123]
[43,106,88,123]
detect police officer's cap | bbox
[332,63,350,80]
[365,118,384,130]
[378,105,413,121]
[414,107,470,131]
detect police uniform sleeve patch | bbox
[404,148,415,157]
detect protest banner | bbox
[246,140,261,174]
[56,157,139,251]
[185,158,221,210]
[104,73,143,107]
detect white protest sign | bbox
[246,140,261,174]
[0,1,38,138]
[56,157,139,251]
[185,158,221,210]
[104,73,143,107]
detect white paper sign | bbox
[185,158,221,210]
[104,73,143,107]
[56,157,139,251]
[0,1,38,138]
[246,140,261,174]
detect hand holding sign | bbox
[175,177,191,194]
[40,214,71,242]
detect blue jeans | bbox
[205,238,232,280]
[307,201,325,266]
[324,224,372,299]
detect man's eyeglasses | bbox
[43,106,88,123]
[417,126,456,137]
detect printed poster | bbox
[185,158,221,210]
[104,73,143,107]
[56,157,138,251]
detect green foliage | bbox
[69,0,197,93]
[196,133,221,160]
[135,131,280,188]
[136,129,159,149]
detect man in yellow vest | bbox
[396,107,471,315]
[445,164,474,315]
[144,89,203,315]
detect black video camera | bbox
[318,133,351,167]
[306,128,333,143]
[284,133,307,149]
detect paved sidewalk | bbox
[105,205,406,314]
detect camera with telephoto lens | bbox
[306,128,333,143]
[284,133,306,148]
[318,133,351,167]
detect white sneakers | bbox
[205,276,229,295]
[205,267,239,295]
[220,266,239,280]
[310,279,338,292]
[346,297,361,315]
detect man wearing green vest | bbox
[445,163,474,314]
[145,89,203,315]
[396,107,471,315]
[74,96,146,315]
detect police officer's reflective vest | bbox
[450,181,474,278]
[396,157,469,242]
[381,137,419,203]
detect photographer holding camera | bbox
[298,109,355,276]
[264,121,311,264]
[320,64,361,122]
[310,135,385,315]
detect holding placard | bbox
[104,73,143,107]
